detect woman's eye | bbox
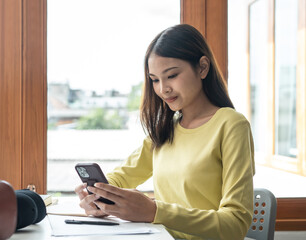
[151,78,159,83]
[168,73,178,79]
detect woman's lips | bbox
[164,96,178,103]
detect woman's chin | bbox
[167,105,180,112]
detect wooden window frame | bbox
[247,0,306,230]
[0,0,305,231]
[0,0,47,193]
[181,0,228,81]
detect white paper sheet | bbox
[48,215,160,237]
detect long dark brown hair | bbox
[140,24,234,149]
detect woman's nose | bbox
[159,82,171,94]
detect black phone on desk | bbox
[75,163,114,205]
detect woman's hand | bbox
[74,183,108,217]
[87,183,157,222]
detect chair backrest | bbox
[0,180,17,240]
[246,188,277,240]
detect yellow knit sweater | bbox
[107,107,255,240]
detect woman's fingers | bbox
[84,207,109,217]
[87,185,157,222]
[87,185,123,203]
[93,183,126,197]
[78,183,156,222]
[79,193,100,208]
[75,182,87,193]
[75,183,113,217]
[94,200,120,216]
[75,183,88,200]
[78,193,109,217]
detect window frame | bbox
[0,0,47,193]
[247,0,306,230]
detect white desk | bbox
[10,196,174,239]
[10,216,258,240]
[10,216,174,240]
[9,197,255,240]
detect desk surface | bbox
[10,197,255,240]
[10,216,258,240]
[11,217,174,240]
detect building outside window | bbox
[47,0,180,194]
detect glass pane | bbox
[228,0,306,197]
[274,0,298,157]
[249,0,269,159]
[47,0,180,194]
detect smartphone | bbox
[75,163,114,205]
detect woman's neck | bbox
[180,94,220,129]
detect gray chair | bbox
[246,188,277,240]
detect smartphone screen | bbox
[75,163,114,205]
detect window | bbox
[229,0,306,198]
[47,0,180,194]
[229,0,306,229]
[249,0,269,162]
[274,0,298,158]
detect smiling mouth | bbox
[164,96,178,103]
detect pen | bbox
[65,219,119,226]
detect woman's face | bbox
[148,54,209,112]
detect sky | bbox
[47,0,180,94]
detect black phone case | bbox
[75,163,114,205]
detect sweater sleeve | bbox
[106,137,153,189]
[153,120,255,240]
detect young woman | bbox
[75,24,255,240]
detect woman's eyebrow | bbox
[149,66,179,77]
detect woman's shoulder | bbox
[216,107,250,126]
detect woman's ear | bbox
[199,56,210,79]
